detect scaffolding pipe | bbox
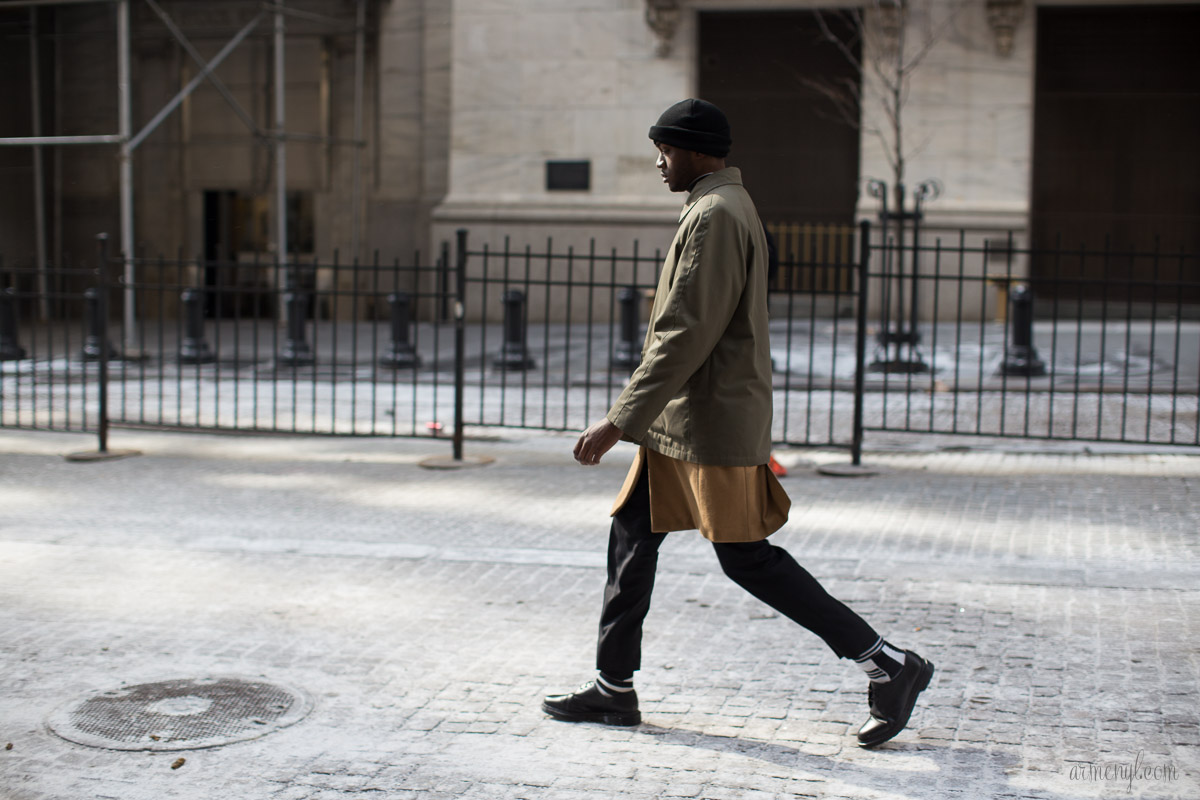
[30,9,50,321]
[0,134,124,145]
[0,0,111,6]
[352,0,364,261]
[126,11,264,153]
[275,0,287,274]
[117,0,135,349]
[0,0,365,318]
[53,8,62,281]
[142,0,260,138]
[280,132,365,146]
[262,2,356,31]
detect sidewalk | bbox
[1,428,1197,800]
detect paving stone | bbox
[1,429,1197,799]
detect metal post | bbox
[440,241,451,322]
[82,288,103,360]
[453,229,468,461]
[1000,283,1046,377]
[909,187,922,348]
[494,289,535,370]
[0,0,112,6]
[892,181,908,361]
[117,0,136,352]
[278,290,313,366]
[0,289,28,361]
[852,221,871,466]
[30,9,50,322]
[380,292,420,368]
[95,234,111,453]
[82,287,120,362]
[64,233,140,463]
[908,179,940,358]
[869,179,930,374]
[0,134,124,146]
[612,286,641,370]
[83,236,120,362]
[866,180,891,360]
[53,9,62,295]
[274,1,288,276]
[351,0,365,262]
[817,220,878,478]
[179,289,214,363]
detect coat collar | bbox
[680,167,743,222]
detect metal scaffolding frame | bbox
[0,0,368,337]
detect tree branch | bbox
[811,10,865,77]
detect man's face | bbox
[655,142,702,193]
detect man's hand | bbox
[574,418,624,466]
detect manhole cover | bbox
[47,677,311,751]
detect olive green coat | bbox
[607,168,773,467]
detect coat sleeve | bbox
[606,197,749,439]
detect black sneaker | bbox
[857,650,934,748]
[542,681,641,726]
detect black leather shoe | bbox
[857,650,934,748]
[542,681,641,726]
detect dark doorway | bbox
[202,190,238,318]
[698,10,861,227]
[1030,5,1200,303]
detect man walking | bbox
[542,99,933,748]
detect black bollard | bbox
[999,283,1046,377]
[612,286,641,370]
[493,288,535,370]
[179,289,215,364]
[380,291,421,368]
[0,287,26,361]
[82,287,120,361]
[278,290,314,366]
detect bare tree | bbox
[791,0,970,371]
[799,0,967,214]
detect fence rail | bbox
[2,226,1198,457]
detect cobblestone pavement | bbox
[1,428,1197,800]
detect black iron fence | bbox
[862,231,1200,449]
[2,226,1198,458]
[0,235,459,445]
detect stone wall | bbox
[433,0,1041,322]
[431,0,687,256]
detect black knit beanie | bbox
[648,99,732,158]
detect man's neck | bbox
[686,158,727,192]
[687,172,714,192]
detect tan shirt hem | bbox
[611,448,791,543]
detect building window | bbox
[546,160,591,192]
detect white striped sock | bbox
[854,638,907,683]
[596,673,634,694]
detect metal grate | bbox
[48,677,311,751]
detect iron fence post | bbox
[96,234,111,453]
[278,287,313,366]
[380,291,420,368]
[1000,283,1046,377]
[612,285,641,370]
[179,288,214,363]
[852,220,871,466]
[440,240,451,323]
[453,228,468,461]
[0,287,26,361]
[494,288,535,370]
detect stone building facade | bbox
[1,0,1196,316]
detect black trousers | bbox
[596,461,880,679]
